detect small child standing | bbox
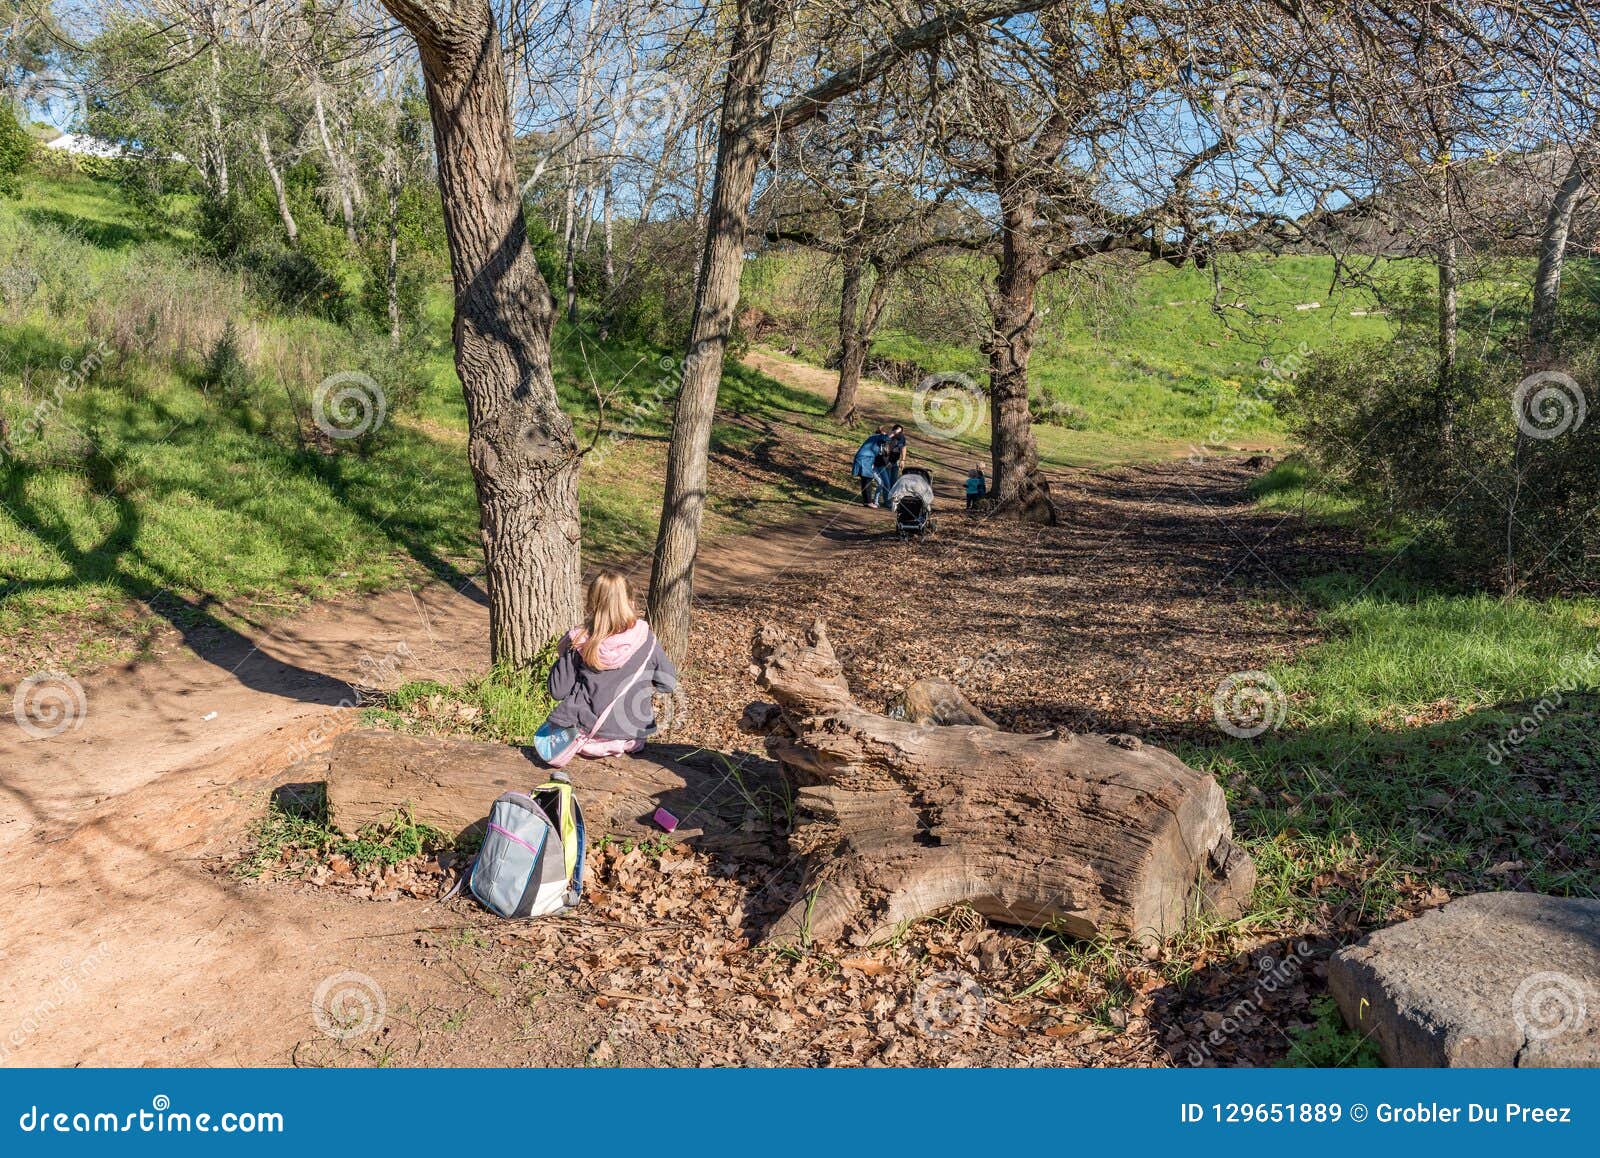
[965,465,988,511]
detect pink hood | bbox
[567,619,650,668]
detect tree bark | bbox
[257,126,298,246]
[206,35,228,199]
[744,621,1255,946]
[313,85,358,245]
[1529,148,1589,364]
[562,167,581,325]
[647,0,783,662]
[385,158,401,347]
[1435,151,1458,443]
[380,0,582,666]
[987,182,1055,522]
[832,254,867,421]
[599,165,616,339]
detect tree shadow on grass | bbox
[2,439,358,706]
[21,206,146,251]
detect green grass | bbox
[235,784,452,878]
[1280,577,1600,727]
[1181,489,1600,927]
[0,172,857,665]
[1247,457,1362,522]
[1278,997,1382,1068]
[366,652,560,746]
[743,250,1403,446]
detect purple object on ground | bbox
[652,807,679,832]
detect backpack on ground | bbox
[464,774,586,918]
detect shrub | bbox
[200,320,251,394]
[0,106,32,198]
[1288,321,1600,591]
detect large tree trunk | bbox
[987,184,1056,522]
[647,0,783,661]
[744,621,1255,946]
[833,268,891,423]
[831,254,867,422]
[381,0,582,666]
[1437,231,1458,439]
[1529,148,1589,364]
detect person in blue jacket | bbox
[852,426,890,507]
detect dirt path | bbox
[0,352,922,1065]
[0,350,1311,1066]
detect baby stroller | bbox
[888,468,934,539]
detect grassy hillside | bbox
[744,250,1404,444]
[0,173,850,669]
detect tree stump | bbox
[742,620,1255,947]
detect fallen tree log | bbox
[742,620,1255,947]
[312,730,780,859]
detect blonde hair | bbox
[580,570,638,670]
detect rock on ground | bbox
[1328,892,1599,1067]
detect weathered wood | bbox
[746,620,1255,947]
[888,677,1000,728]
[316,730,778,858]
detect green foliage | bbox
[1185,561,1600,922]
[371,643,561,745]
[191,162,367,323]
[742,250,1397,443]
[337,805,450,868]
[0,105,33,198]
[1278,998,1382,1067]
[236,787,450,877]
[1288,270,1600,589]
[606,220,701,346]
[200,319,250,394]
[0,173,857,665]
[235,785,336,878]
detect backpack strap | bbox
[576,637,656,745]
